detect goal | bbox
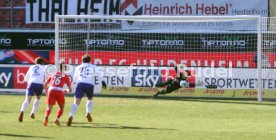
[260,17,276,100]
[54,15,265,100]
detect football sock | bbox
[69,103,78,117]
[45,109,51,117]
[20,100,29,112]
[56,108,63,119]
[86,101,93,115]
[31,99,40,114]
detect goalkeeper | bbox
[153,67,216,97]
[153,67,194,98]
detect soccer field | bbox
[1,95,276,140]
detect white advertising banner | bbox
[1,65,276,92]
[129,66,276,89]
[0,65,131,94]
[121,0,268,16]
[126,66,276,89]
[121,0,268,32]
[26,0,268,32]
[60,65,132,94]
[194,68,276,89]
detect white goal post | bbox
[55,15,265,101]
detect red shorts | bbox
[47,90,65,106]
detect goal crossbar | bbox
[55,15,261,22]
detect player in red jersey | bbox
[43,64,72,126]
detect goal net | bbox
[55,15,266,100]
[261,17,276,100]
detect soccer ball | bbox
[180,80,189,87]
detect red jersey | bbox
[45,72,71,91]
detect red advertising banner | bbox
[50,51,266,68]
[0,50,49,64]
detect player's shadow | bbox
[98,94,276,107]
[0,110,12,113]
[71,122,176,131]
[155,96,276,107]
[0,133,53,139]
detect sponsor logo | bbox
[0,72,12,87]
[143,3,230,15]
[137,87,159,93]
[84,39,124,47]
[124,7,143,25]
[205,77,276,89]
[84,34,124,47]
[121,0,142,25]
[121,0,138,12]
[49,51,259,67]
[27,38,55,46]
[201,37,246,48]
[102,76,126,86]
[0,68,13,88]
[110,87,129,92]
[174,88,195,93]
[132,69,161,87]
[204,89,225,95]
[0,35,12,46]
[27,35,67,47]
[26,0,120,23]
[243,90,259,96]
[13,67,28,89]
[142,40,184,47]
[263,40,276,49]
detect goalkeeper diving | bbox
[153,67,217,98]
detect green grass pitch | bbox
[1,94,276,140]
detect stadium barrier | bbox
[1,64,275,99]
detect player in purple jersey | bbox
[18,57,46,122]
[67,55,106,126]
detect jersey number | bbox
[53,76,61,85]
[80,67,90,78]
[34,66,39,74]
